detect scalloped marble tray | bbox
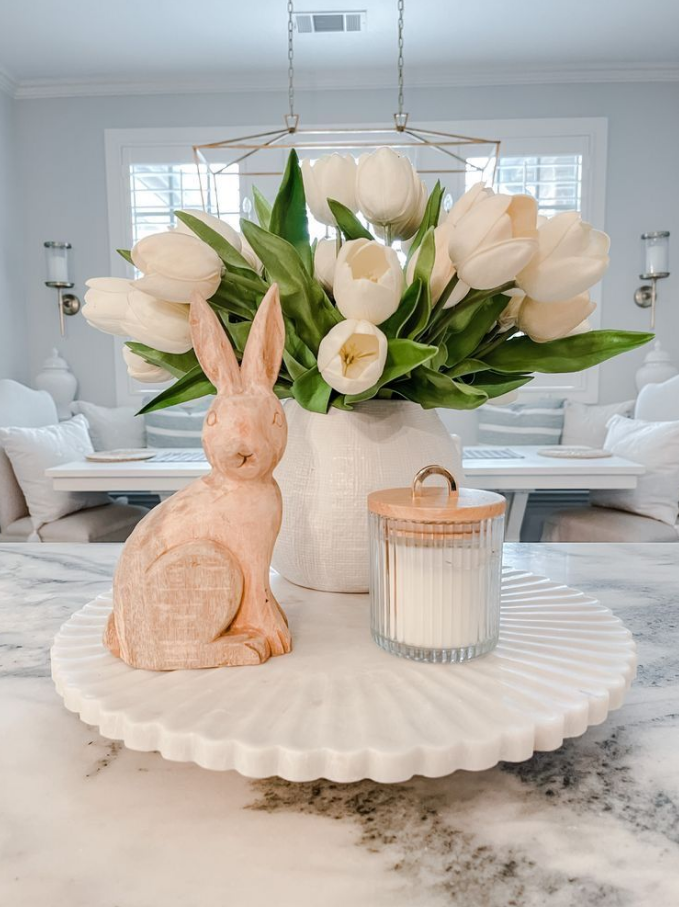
[51,568,636,783]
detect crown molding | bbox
[0,66,18,97]
[12,62,679,99]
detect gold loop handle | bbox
[412,465,459,502]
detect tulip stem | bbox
[335,229,343,257]
[384,224,393,247]
[475,328,518,359]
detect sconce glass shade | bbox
[641,231,670,279]
[44,241,74,287]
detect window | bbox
[106,119,607,406]
[129,162,240,244]
[466,154,583,216]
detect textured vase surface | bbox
[273,400,463,593]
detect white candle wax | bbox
[46,249,70,283]
[386,536,494,650]
[646,243,668,275]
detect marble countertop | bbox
[1,543,678,907]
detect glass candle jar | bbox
[368,465,505,664]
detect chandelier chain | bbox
[397,0,405,116]
[287,0,295,117]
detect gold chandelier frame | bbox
[193,1,500,217]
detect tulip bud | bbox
[132,231,222,303]
[122,347,172,383]
[314,238,338,293]
[84,277,193,353]
[516,212,610,303]
[317,319,388,395]
[447,193,538,290]
[355,148,423,232]
[444,182,494,228]
[175,209,242,253]
[301,154,358,227]
[333,238,404,325]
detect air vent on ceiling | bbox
[294,11,367,34]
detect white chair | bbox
[541,376,679,543]
[0,380,147,542]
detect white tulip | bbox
[131,231,222,303]
[174,209,242,253]
[84,278,193,353]
[122,347,172,384]
[355,148,423,232]
[333,238,404,325]
[314,238,338,292]
[82,278,134,337]
[317,319,388,395]
[496,288,526,332]
[447,193,538,290]
[301,154,358,227]
[406,222,456,304]
[518,293,596,343]
[385,178,428,241]
[240,234,264,273]
[516,212,610,303]
[445,182,494,228]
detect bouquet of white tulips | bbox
[84,148,651,414]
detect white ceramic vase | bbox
[273,400,463,593]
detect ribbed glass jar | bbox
[368,467,505,664]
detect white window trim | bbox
[105,117,608,407]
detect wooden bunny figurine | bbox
[105,283,292,670]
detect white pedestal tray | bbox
[51,568,636,784]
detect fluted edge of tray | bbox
[51,570,637,783]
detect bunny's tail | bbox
[104,612,121,657]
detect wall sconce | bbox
[634,231,670,329]
[44,241,81,336]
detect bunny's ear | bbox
[240,283,285,392]
[189,291,242,395]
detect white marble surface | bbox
[1,543,678,906]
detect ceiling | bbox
[1,0,678,95]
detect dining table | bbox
[46,445,646,541]
[1,541,677,906]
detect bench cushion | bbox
[541,506,679,543]
[0,502,148,543]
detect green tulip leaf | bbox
[137,365,216,415]
[274,383,294,400]
[483,330,654,373]
[252,185,272,230]
[380,280,422,339]
[399,366,489,410]
[445,294,510,366]
[466,372,534,398]
[327,199,374,241]
[223,319,251,353]
[125,343,200,379]
[446,358,492,379]
[345,338,439,404]
[117,248,133,266]
[291,366,333,414]
[241,219,341,353]
[174,210,258,278]
[269,150,312,274]
[406,181,443,265]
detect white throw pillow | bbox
[72,400,146,451]
[0,415,109,534]
[591,415,679,526]
[561,399,635,448]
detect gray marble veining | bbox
[1,543,678,906]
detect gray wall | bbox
[0,91,27,382]
[10,81,679,404]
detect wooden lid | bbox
[368,465,506,523]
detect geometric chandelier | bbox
[193,1,500,218]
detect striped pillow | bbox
[477,398,565,446]
[143,397,213,449]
